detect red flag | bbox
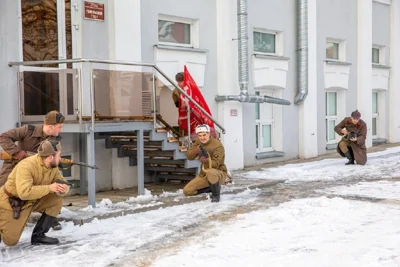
[178,66,216,138]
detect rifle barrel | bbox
[73,162,99,169]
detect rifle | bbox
[198,145,209,159]
[197,145,212,173]
[56,179,74,186]
[0,150,99,170]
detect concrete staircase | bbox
[101,128,200,182]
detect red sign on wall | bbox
[84,1,105,21]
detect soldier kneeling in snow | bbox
[334,110,368,165]
[183,124,229,203]
[0,140,70,246]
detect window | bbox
[21,0,73,68]
[255,91,274,152]
[326,42,339,60]
[372,48,380,64]
[326,92,338,143]
[372,92,378,138]
[254,31,276,54]
[20,1,77,121]
[158,19,191,46]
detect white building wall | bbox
[0,0,399,179]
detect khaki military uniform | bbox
[0,154,69,246]
[172,88,181,107]
[0,124,58,186]
[183,137,227,196]
[334,117,368,165]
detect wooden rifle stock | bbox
[0,150,98,170]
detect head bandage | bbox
[195,124,210,134]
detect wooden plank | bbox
[123,149,174,158]
[146,166,197,173]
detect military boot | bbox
[344,151,354,165]
[209,182,221,203]
[197,187,212,195]
[31,213,60,245]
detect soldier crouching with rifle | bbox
[0,140,70,246]
[183,124,229,203]
[0,110,65,230]
[334,110,367,165]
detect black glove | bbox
[175,101,179,108]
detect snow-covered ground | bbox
[243,146,400,182]
[0,189,263,266]
[321,180,400,200]
[151,197,400,267]
[1,146,400,267]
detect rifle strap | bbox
[3,186,14,198]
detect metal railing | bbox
[8,58,226,135]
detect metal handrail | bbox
[8,58,226,134]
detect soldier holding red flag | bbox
[172,66,217,139]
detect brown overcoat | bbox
[334,117,368,165]
[172,88,181,106]
[187,137,228,177]
[0,154,69,246]
[0,125,57,186]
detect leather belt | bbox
[3,186,14,198]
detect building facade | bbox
[0,0,399,191]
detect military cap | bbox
[351,110,361,119]
[37,140,62,157]
[44,110,65,125]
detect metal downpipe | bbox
[294,0,308,104]
[237,0,249,95]
[215,94,291,105]
[214,0,291,105]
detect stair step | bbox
[130,158,186,166]
[157,174,195,181]
[156,128,168,133]
[146,166,197,173]
[106,138,160,149]
[168,137,179,143]
[179,146,188,152]
[95,131,151,139]
[123,149,174,158]
[110,136,150,140]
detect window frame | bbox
[326,38,346,62]
[255,91,274,153]
[253,30,277,55]
[372,47,380,64]
[157,15,197,48]
[19,0,75,69]
[18,0,78,122]
[326,41,339,60]
[372,45,386,65]
[372,91,378,139]
[326,91,338,144]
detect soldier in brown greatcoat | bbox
[0,110,64,187]
[334,110,368,165]
[0,110,65,230]
[172,72,184,108]
[0,140,70,246]
[183,124,228,202]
